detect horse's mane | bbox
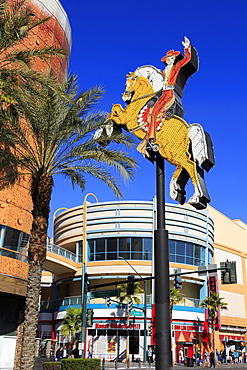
[134,65,164,93]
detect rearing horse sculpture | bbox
[105,65,214,210]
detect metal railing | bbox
[0,247,28,263]
[174,297,201,308]
[47,242,76,262]
[54,295,82,309]
[40,295,202,311]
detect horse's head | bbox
[122,72,154,104]
[122,72,138,104]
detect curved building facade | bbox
[0,1,71,368]
[39,199,215,362]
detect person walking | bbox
[209,351,215,368]
[55,347,63,361]
[178,348,184,364]
[147,347,153,365]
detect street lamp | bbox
[118,256,147,363]
[81,193,98,358]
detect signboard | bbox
[90,289,120,298]
[107,339,116,353]
[131,310,143,317]
[198,264,217,277]
[78,342,83,350]
[95,37,215,210]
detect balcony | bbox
[46,243,76,262]
[40,295,202,313]
[0,247,28,263]
[43,243,77,275]
[174,297,202,308]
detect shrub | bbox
[43,362,62,370]
[61,358,101,370]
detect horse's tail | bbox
[188,123,215,172]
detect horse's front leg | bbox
[108,104,126,124]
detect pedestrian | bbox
[178,348,184,364]
[216,349,219,362]
[67,345,73,358]
[55,346,63,361]
[72,343,79,358]
[222,348,226,363]
[209,351,215,368]
[62,345,67,358]
[234,350,239,363]
[87,351,92,358]
[147,347,153,364]
[204,349,209,366]
[196,351,202,366]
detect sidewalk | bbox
[101,363,247,369]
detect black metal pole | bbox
[154,153,171,370]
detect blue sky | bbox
[49,0,247,236]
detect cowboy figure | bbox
[145,36,192,150]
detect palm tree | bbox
[60,307,82,344]
[200,292,228,362]
[170,288,183,364]
[170,288,183,323]
[0,0,65,103]
[118,279,143,362]
[118,280,144,306]
[0,75,137,370]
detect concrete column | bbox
[35,338,41,357]
[45,339,52,358]
[53,339,59,358]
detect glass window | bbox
[132,252,142,259]
[131,238,142,252]
[86,236,205,266]
[169,239,205,267]
[169,240,175,254]
[88,240,94,261]
[195,245,200,259]
[4,227,21,251]
[119,238,130,252]
[78,241,82,263]
[107,238,117,260]
[107,238,117,252]
[97,329,106,336]
[208,250,212,264]
[108,252,117,260]
[143,238,152,252]
[119,238,130,260]
[143,238,152,260]
[96,253,105,261]
[186,243,193,257]
[176,241,185,256]
[107,329,117,336]
[170,254,175,262]
[185,256,193,265]
[118,329,127,337]
[96,239,105,253]
[201,247,205,265]
[176,254,185,263]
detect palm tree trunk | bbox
[20,262,43,369]
[20,173,53,370]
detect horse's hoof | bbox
[188,194,200,205]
